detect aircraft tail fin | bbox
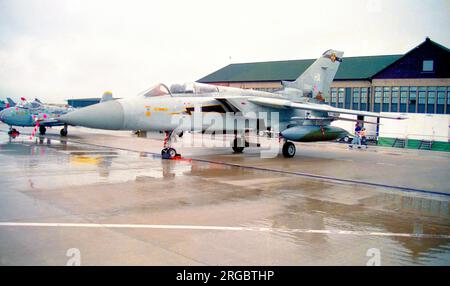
[6,97,16,107]
[283,49,343,101]
[100,91,113,103]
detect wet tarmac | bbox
[0,124,449,265]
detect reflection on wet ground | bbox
[0,128,449,265]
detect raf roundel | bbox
[330,53,337,63]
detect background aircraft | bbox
[0,98,16,111]
[0,92,115,138]
[59,49,405,158]
[0,97,73,137]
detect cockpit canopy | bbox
[142,82,219,97]
[17,100,43,109]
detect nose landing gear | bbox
[8,127,20,138]
[161,131,181,159]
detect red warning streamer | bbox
[29,120,40,140]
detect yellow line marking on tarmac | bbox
[0,222,448,239]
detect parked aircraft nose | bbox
[0,108,11,124]
[59,100,125,130]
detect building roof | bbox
[67,98,101,101]
[199,38,450,83]
[372,37,450,79]
[198,54,403,83]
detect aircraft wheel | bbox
[232,138,244,153]
[8,128,20,137]
[60,128,68,137]
[167,148,177,158]
[282,142,296,158]
[39,126,46,135]
[161,148,177,159]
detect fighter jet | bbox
[0,97,74,137]
[59,49,405,158]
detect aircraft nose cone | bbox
[59,100,125,130]
[0,108,10,124]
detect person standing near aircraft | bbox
[349,122,361,148]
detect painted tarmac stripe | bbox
[0,222,448,239]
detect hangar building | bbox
[67,98,101,108]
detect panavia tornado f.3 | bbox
[59,49,406,158]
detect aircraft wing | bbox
[248,97,407,120]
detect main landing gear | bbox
[282,141,296,158]
[231,137,245,153]
[39,125,46,135]
[38,125,68,136]
[60,124,68,137]
[161,131,181,159]
[230,132,296,158]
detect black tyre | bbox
[232,138,244,153]
[8,129,19,136]
[282,142,296,158]
[167,148,177,158]
[60,128,68,137]
[39,126,46,135]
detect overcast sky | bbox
[0,0,449,103]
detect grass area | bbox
[378,137,450,152]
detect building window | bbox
[392,87,399,105]
[400,87,408,104]
[383,87,390,103]
[448,87,450,105]
[428,87,436,104]
[409,86,417,104]
[331,88,337,103]
[338,88,344,103]
[374,87,382,103]
[422,60,434,72]
[437,87,446,105]
[418,87,427,104]
[352,88,360,103]
[361,88,368,103]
